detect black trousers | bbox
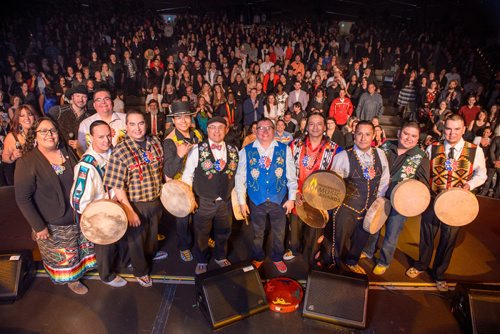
[288,214,323,266]
[413,203,461,281]
[193,197,232,263]
[334,206,370,266]
[95,237,128,282]
[127,199,162,277]
[176,214,192,251]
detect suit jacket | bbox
[14,146,78,232]
[242,98,264,126]
[145,112,167,138]
[288,90,309,112]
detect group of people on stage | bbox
[12,83,486,294]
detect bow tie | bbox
[211,143,223,150]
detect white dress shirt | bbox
[330,145,390,198]
[426,138,487,191]
[182,139,227,187]
[235,139,298,205]
[78,112,127,152]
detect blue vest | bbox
[245,142,288,205]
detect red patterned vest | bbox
[429,141,476,196]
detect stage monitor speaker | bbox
[0,250,35,303]
[195,261,268,329]
[451,283,500,334]
[302,270,368,329]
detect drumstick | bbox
[244,216,249,226]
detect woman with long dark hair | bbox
[1,105,37,185]
[15,117,96,294]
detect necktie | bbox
[211,143,222,150]
[448,147,455,160]
[152,114,157,136]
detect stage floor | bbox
[0,186,499,333]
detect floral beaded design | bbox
[199,142,238,179]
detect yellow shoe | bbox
[372,264,388,275]
[346,264,366,275]
[208,238,215,248]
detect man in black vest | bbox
[181,117,239,275]
[329,121,390,274]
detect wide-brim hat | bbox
[168,101,196,117]
[64,85,88,99]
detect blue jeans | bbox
[249,200,286,262]
[364,208,407,267]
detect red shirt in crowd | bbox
[329,97,354,126]
[458,105,481,127]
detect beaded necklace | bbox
[51,150,66,175]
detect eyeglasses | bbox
[36,128,58,136]
[207,125,226,131]
[94,97,112,103]
[257,126,274,132]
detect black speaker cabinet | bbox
[451,283,500,334]
[302,270,368,329]
[0,250,35,303]
[195,261,268,329]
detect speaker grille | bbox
[0,256,19,295]
[303,271,368,328]
[469,289,500,334]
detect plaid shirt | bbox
[104,135,164,202]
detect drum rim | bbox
[161,180,196,216]
[80,199,128,245]
[363,197,391,234]
[295,200,329,228]
[264,277,304,313]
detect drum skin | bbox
[296,200,329,228]
[390,179,431,217]
[363,197,391,234]
[434,188,479,226]
[160,180,196,217]
[302,171,346,211]
[80,199,128,245]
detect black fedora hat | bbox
[64,85,88,99]
[168,101,195,117]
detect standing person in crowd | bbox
[287,113,343,264]
[181,117,239,274]
[195,96,213,136]
[163,101,203,262]
[406,114,486,291]
[274,119,294,144]
[217,91,243,147]
[104,110,164,288]
[481,133,500,198]
[439,80,461,114]
[49,86,91,157]
[328,121,390,273]
[371,125,386,147]
[70,120,127,288]
[275,83,289,118]
[243,88,264,133]
[288,81,309,113]
[326,117,346,147]
[397,71,417,121]
[145,99,166,138]
[2,105,37,185]
[356,83,384,121]
[78,89,127,152]
[308,89,328,119]
[264,93,279,124]
[235,118,297,273]
[15,117,95,294]
[329,88,354,128]
[363,122,430,275]
[459,95,482,130]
